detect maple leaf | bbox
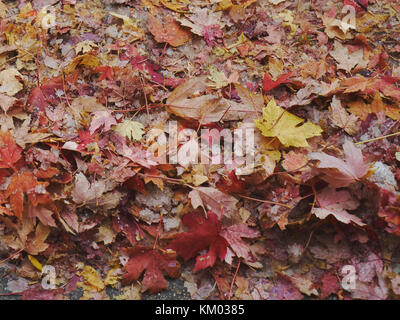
[188,187,238,218]
[177,7,224,36]
[0,131,22,169]
[347,93,400,121]
[165,76,225,123]
[329,41,366,73]
[203,24,223,46]
[329,95,359,135]
[255,99,323,147]
[5,172,48,220]
[313,187,365,226]
[0,93,16,113]
[113,212,142,246]
[166,77,258,123]
[160,0,189,12]
[148,15,191,47]
[113,120,145,141]
[72,173,106,205]
[26,76,63,112]
[123,245,181,294]
[78,265,105,292]
[64,54,100,74]
[0,68,23,96]
[4,219,51,256]
[320,272,340,299]
[262,72,293,92]
[208,66,238,89]
[375,187,400,236]
[310,140,369,187]
[281,151,308,172]
[89,110,117,135]
[220,223,259,260]
[28,205,57,227]
[13,116,53,148]
[94,65,114,81]
[168,211,228,272]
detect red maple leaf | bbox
[376,187,400,236]
[123,245,181,294]
[113,212,142,246]
[168,211,228,272]
[94,66,114,81]
[321,272,340,299]
[216,171,245,193]
[262,72,293,92]
[0,131,22,170]
[27,77,64,112]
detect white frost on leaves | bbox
[368,161,397,191]
[7,278,29,293]
[287,243,304,263]
[135,184,173,210]
[138,208,160,225]
[163,216,180,232]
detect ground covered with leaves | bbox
[0,0,400,300]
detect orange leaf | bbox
[0,131,22,170]
[5,172,48,220]
[148,15,190,47]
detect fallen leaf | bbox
[79,265,105,292]
[123,245,180,293]
[282,151,308,172]
[188,186,238,218]
[148,15,191,47]
[89,110,117,135]
[313,187,365,226]
[72,173,106,204]
[220,223,259,260]
[255,99,323,147]
[0,93,17,113]
[0,131,22,169]
[329,41,365,73]
[114,120,145,141]
[6,172,47,220]
[310,140,369,187]
[329,95,359,135]
[0,68,24,96]
[262,72,293,92]
[347,93,400,121]
[168,211,228,272]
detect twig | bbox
[228,261,241,300]
[235,194,292,209]
[355,131,400,145]
[0,249,24,266]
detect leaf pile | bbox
[0,0,399,300]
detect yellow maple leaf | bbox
[64,54,99,74]
[114,120,145,141]
[255,99,322,147]
[159,0,189,13]
[79,265,105,291]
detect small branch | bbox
[355,131,400,145]
[236,194,292,209]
